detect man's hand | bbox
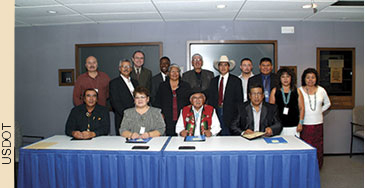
[297,124,303,132]
[180,130,188,137]
[72,131,83,139]
[265,127,273,136]
[81,131,96,139]
[131,132,140,139]
[141,132,150,139]
[204,130,212,137]
[243,129,254,135]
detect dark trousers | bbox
[217,107,230,136]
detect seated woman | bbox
[120,86,165,139]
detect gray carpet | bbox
[320,155,364,188]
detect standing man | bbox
[239,58,254,102]
[231,83,282,136]
[131,50,152,92]
[207,55,243,136]
[182,53,214,92]
[109,59,138,135]
[247,57,279,103]
[151,56,171,104]
[73,56,110,106]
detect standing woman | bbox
[153,64,191,136]
[299,68,331,169]
[269,68,304,136]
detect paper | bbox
[126,137,152,143]
[25,142,58,149]
[264,137,288,144]
[184,135,206,142]
[328,59,344,68]
[242,132,265,140]
[283,107,289,115]
[330,67,343,83]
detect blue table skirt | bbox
[161,150,320,188]
[18,149,162,188]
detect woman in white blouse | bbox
[299,68,331,169]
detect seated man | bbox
[231,83,282,136]
[65,88,110,139]
[176,90,221,137]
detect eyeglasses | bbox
[250,92,263,97]
[191,96,204,100]
[120,65,131,68]
[135,96,147,100]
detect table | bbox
[17,135,169,188]
[162,136,320,188]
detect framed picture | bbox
[58,69,75,86]
[316,48,355,109]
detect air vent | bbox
[332,1,364,6]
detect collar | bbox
[220,73,229,80]
[192,106,203,114]
[239,72,254,79]
[250,102,263,112]
[120,74,131,82]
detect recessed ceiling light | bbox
[217,4,227,9]
[47,10,57,14]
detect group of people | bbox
[65,51,331,168]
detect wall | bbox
[15,21,364,153]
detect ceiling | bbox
[15,0,364,27]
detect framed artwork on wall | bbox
[316,48,355,109]
[58,69,75,86]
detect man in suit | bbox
[182,53,214,93]
[131,50,152,92]
[151,56,170,104]
[239,58,254,102]
[109,59,138,135]
[231,83,282,136]
[207,55,243,136]
[247,57,279,102]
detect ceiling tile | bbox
[15,0,58,7]
[67,2,156,14]
[58,0,150,4]
[16,5,78,18]
[155,1,244,12]
[162,11,237,21]
[16,15,94,26]
[85,12,162,22]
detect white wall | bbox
[15,20,364,153]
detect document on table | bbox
[25,142,58,149]
[126,137,152,143]
[263,137,288,144]
[242,132,265,140]
[184,135,206,142]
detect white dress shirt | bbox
[239,73,254,102]
[175,107,221,136]
[161,72,167,82]
[120,74,135,96]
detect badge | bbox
[185,117,190,122]
[139,127,145,134]
[283,107,289,115]
[264,90,269,98]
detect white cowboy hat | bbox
[213,55,236,71]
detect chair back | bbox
[352,105,364,134]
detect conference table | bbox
[18,135,320,188]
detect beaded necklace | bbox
[305,87,317,111]
[281,88,291,106]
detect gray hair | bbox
[168,64,181,73]
[192,53,203,61]
[119,59,131,67]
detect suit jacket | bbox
[109,76,138,135]
[207,74,243,132]
[151,72,165,104]
[247,73,279,97]
[182,69,214,92]
[153,79,191,136]
[131,67,152,92]
[230,102,282,136]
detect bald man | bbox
[73,56,111,106]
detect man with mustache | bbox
[109,59,138,135]
[73,56,110,107]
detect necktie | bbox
[136,69,140,80]
[218,77,224,107]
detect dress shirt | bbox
[252,103,263,132]
[175,107,221,136]
[161,72,167,82]
[239,73,254,102]
[218,73,229,101]
[120,74,135,95]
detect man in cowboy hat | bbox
[206,55,243,136]
[247,57,279,103]
[175,90,221,137]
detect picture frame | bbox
[58,69,75,86]
[316,48,355,109]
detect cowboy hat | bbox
[213,55,236,71]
